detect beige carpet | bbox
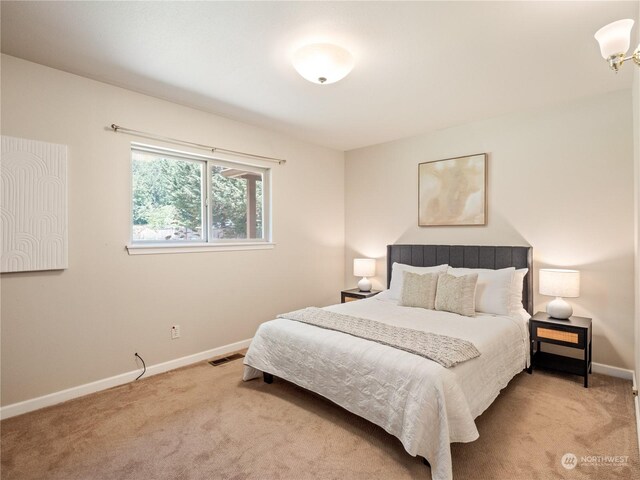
[1,357,638,480]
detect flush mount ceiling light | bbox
[292,43,354,84]
[594,19,640,72]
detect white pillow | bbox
[510,268,528,314]
[447,266,515,316]
[388,262,448,301]
[515,307,531,324]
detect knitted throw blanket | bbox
[277,307,480,368]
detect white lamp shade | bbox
[594,19,634,59]
[292,43,354,84]
[539,269,580,298]
[353,258,375,278]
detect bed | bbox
[243,244,533,480]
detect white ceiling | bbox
[1,1,638,151]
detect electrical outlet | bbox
[171,325,181,340]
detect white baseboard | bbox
[0,338,252,420]
[591,362,634,380]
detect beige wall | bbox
[634,5,640,381]
[0,55,345,406]
[345,90,635,369]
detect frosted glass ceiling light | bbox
[594,19,639,72]
[292,43,354,84]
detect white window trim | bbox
[129,143,273,253]
[126,242,275,255]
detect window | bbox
[131,144,270,247]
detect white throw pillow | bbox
[388,262,448,301]
[510,268,528,314]
[447,266,515,316]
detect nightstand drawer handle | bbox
[537,327,578,344]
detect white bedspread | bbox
[243,294,529,480]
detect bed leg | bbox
[421,457,430,467]
[263,372,273,384]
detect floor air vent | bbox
[208,353,244,366]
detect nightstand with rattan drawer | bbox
[340,289,381,303]
[529,312,592,387]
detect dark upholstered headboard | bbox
[386,244,533,315]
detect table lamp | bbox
[539,269,580,319]
[354,258,376,292]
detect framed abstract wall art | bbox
[418,153,487,226]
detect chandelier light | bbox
[292,43,354,84]
[594,19,640,72]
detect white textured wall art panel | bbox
[1,136,68,272]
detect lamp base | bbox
[546,297,573,319]
[358,277,372,292]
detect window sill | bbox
[126,242,275,255]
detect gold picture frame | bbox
[418,153,487,226]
